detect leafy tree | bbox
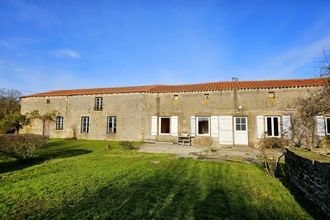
[0,89,21,120]
[0,112,30,134]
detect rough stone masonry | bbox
[285,150,330,216]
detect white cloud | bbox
[13,67,26,72]
[236,34,330,79]
[53,49,81,59]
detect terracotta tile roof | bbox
[21,77,328,98]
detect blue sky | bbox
[0,0,330,94]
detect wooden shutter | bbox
[219,116,233,145]
[190,116,196,136]
[316,116,325,136]
[151,116,158,136]
[171,116,178,136]
[211,116,219,137]
[256,116,264,139]
[282,115,292,139]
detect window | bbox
[268,92,275,98]
[235,117,246,131]
[266,116,280,137]
[204,94,209,100]
[55,116,64,130]
[95,97,103,111]
[107,116,116,134]
[173,95,179,101]
[81,116,89,133]
[159,117,170,134]
[46,99,50,104]
[197,117,210,135]
[326,117,330,136]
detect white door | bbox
[234,117,248,145]
[219,116,233,145]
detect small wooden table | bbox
[178,135,192,146]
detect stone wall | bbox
[20,87,320,145]
[285,150,330,216]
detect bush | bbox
[119,141,135,150]
[0,134,48,161]
[258,137,289,149]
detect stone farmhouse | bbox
[20,78,329,147]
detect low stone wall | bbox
[285,149,330,216]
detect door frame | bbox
[234,116,248,145]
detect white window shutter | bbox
[211,116,219,137]
[316,116,325,136]
[190,116,196,136]
[151,116,158,136]
[256,116,264,139]
[282,115,292,139]
[171,116,178,136]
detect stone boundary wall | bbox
[285,149,330,216]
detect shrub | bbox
[258,137,289,149]
[119,141,135,150]
[0,134,48,162]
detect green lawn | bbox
[0,139,310,219]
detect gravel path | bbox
[139,143,207,155]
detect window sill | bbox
[159,133,171,136]
[196,134,210,137]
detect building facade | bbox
[20,78,329,147]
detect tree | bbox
[0,89,22,120]
[292,79,330,149]
[0,112,30,134]
[319,48,330,78]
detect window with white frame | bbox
[107,116,116,134]
[55,116,64,130]
[95,97,103,111]
[197,117,210,135]
[159,117,170,134]
[81,116,89,133]
[235,117,247,131]
[326,117,330,136]
[266,116,280,137]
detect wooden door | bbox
[43,120,50,137]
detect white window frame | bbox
[95,97,103,111]
[159,117,171,135]
[55,116,64,130]
[81,116,90,133]
[326,117,330,136]
[265,116,281,138]
[107,116,116,134]
[196,116,210,136]
[235,117,247,131]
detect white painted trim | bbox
[196,116,211,136]
[265,116,281,138]
[158,117,171,135]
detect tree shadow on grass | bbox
[275,162,327,219]
[19,161,311,219]
[0,141,92,175]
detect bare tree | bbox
[319,48,330,78]
[292,79,330,149]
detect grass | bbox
[0,139,311,219]
[290,148,330,163]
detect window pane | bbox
[236,124,240,131]
[161,118,170,134]
[267,117,272,136]
[236,117,241,124]
[198,117,209,134]
[241,118,246,124]
[274,117,279,136]
[327,118,330,135]
[241,124,246,131]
